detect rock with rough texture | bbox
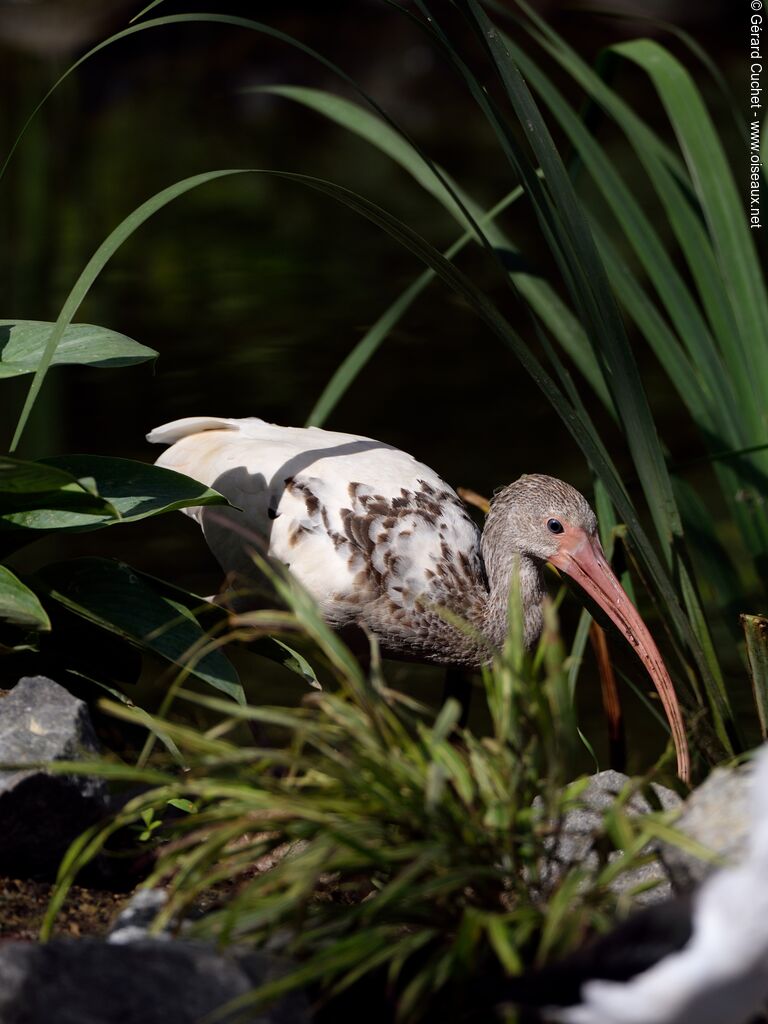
[659,762,752,891]
[543,770,683,906]
[0,676,108,877]
[108,888,171,945]
[0,939,310,1024]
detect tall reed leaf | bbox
[614,40,768,384]
[10,170,251,451]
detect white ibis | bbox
[147,416,689,780]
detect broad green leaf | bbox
[0,456,117,520]
[36,557,243,703]
[36,455,229,529]
[0,320,156,378]
[0,566,50,631]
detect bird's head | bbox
[486,473,598,564]
[486,474,689,782]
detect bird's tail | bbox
[146,416,241,445]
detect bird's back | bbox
[148,417,486,661]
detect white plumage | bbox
[148,416,484,655]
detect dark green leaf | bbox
[37,455,229,528]
[257,637,321,689]
[36,558,243,703]
[0,456,117,522]
[0,456,225,537]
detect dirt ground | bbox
[0,876,131,941]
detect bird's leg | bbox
[442,668,472,729]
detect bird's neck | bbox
[480,543,546,653]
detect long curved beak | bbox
[550,530,690,783]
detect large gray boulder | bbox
[0,939,310,1024]
[660,762,753,890]
[0,676,109,877]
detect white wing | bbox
[148,417,484,637]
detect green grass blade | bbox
[505,7,768,570]
[503,38,742,447]
[422,1,728,739]
[306,188,522,427]
[589,224,731,439]
[10,169,247,451]
[262,85,609,418]
[130,0,167,21]
[0,13,388,183]
[462,0,684,554]
[512,11,764,438]
[614,39,768,388]
[258,85,476,233]
[742,615,768,741]
[268,171,711,701]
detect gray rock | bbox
[0,676,108,877]
[659,762,753,891]
[108,888,171,945]
[0,939,310,1024]
[543,770,683,906]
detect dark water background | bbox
[0,0,749,771]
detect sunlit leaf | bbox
[0,320,156,378]
[0,566,50,631]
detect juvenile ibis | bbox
[147,416,689,780]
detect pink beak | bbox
[550,529,690,783]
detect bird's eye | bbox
[547,518,564,534]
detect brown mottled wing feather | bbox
[149,416,488,662]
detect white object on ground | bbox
[554,746,768,1024]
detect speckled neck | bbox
[479,546,546,652]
